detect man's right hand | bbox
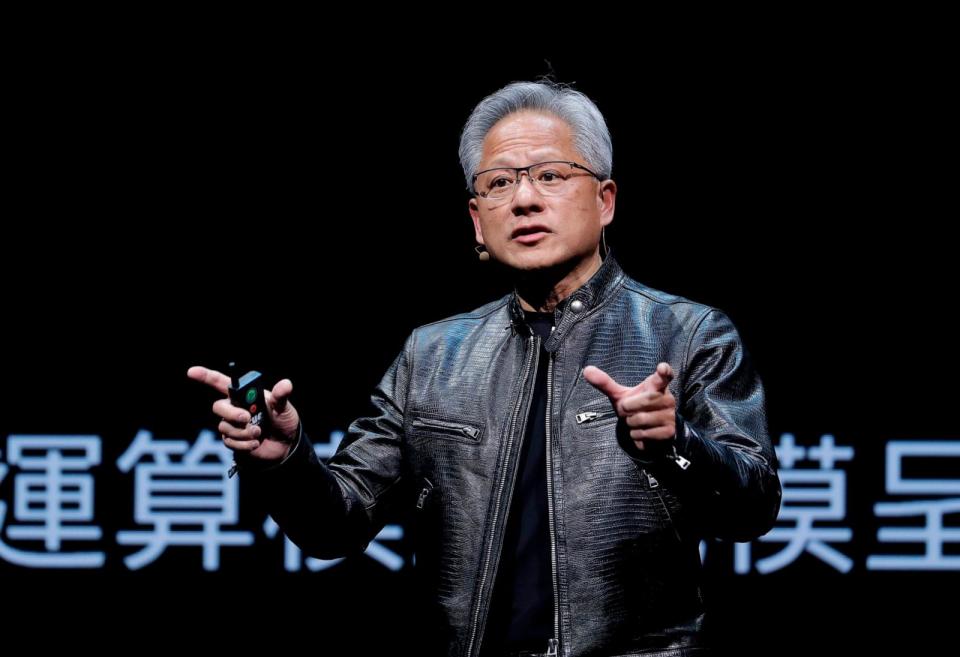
[187,366,300,462]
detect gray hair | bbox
[458,81,613,193]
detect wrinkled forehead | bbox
[480,111,580,168]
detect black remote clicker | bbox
[227,361,270,433]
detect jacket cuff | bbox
[228,423,312,478]
[620,411,692,471]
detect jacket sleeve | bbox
[242,331,415,559]
[644,308,781,542]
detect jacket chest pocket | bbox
[410,415,484,444]
[574,399,619,427]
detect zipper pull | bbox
[416,486,431,509]
[671,444,691,470]
[646,471,660,488]
[547,638,559,656]
[228,460,239,478]
[576,411,600,424]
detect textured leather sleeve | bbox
[245,332,414,559]
[663,308,782,542]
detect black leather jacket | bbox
[249,253,781,657]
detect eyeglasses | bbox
[472,160,602,201]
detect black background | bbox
[3,21,955,655]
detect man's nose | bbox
[511,173,544,215]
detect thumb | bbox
[582,365,630,401]
[268,378,294,414]
[643,362,674,393]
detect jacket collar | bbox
[508,249,626,352]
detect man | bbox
[188,81,781,657]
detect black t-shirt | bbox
[481,308,556,654]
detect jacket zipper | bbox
[466,334,538,657]
[545,351,561,653]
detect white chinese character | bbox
[735,433,854,573]
[116,429,253,570]
[0,436,104,568]
[867,441,960,571]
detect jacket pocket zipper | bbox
[416,477,435,510]
[643,469,682,543]
[412,416,482,441]
[576,408,617,424]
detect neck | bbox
[515,249,603,313]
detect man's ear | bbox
[469,198,485,244]
[598,179,617,227]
